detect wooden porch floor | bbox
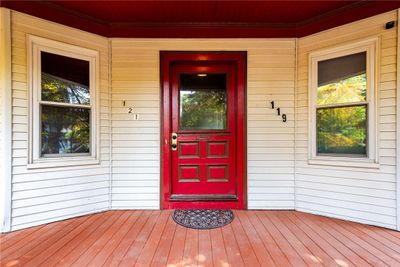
[1,210,400,267]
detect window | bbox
[309,39,378,167]
[179,74,227,130]
[28,36,99,168]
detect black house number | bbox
[270,101,287,122]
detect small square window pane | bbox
[179,74,227,130]
[317,105,367,156]
[41,52,90,105]
[41,105,90,155]
[317,52,366,105]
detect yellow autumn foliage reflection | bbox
[316,74,367,155]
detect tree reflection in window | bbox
[40,51,91,156]
[41,106,90,155]
[179,73,227,130]
[317,105,367,155]
[316,52,367,156]
[41,73,90,105]
[180,89,226,130]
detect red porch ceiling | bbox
[2,0,400,38]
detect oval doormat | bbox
[172,209,234,229]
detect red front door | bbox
[161,52,246,209]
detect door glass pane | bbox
[317,52,366,105]
[41,105,90,155]
[41,51,90,105]
[317,105,367,156]
[179,73,227,130]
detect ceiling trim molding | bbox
[1,0,399,38]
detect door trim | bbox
[160,51,247,209]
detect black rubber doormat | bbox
[172,209,234,229]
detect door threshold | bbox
[170,194,238,201]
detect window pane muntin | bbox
[41,105,90,156]
[317,52,367,106]
[316,105,367,156]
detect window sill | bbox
[27,157,100,169]
[308,158,379,169]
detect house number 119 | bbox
[270,101,287,122]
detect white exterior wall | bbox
[2,8,400,232]
[8,11,111,231]
[296,11,398,229]
[0,8,12,232]
[111,40,296,210]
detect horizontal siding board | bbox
[13,188,109,208]
[9,11,111,230]
[12,202,109,228]
[295,10,398,229]
[12,195,109,217]
[111,38,295,210]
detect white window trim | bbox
[27,35,100,169]
[308,38,379,169]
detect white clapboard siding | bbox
[9,11,111,231]
[0,8,5,232]
[111,39,296,210]
[296,11,398,229]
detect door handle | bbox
[171,132,177,151]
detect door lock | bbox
[171,133,178,151]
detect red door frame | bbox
[160,51,247,209]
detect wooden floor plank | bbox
[350,221,400,262]
[182,228,199,267]
[221,224,245,267]
[118,211,161,267]
[150,214,177,267]
[135,210,171,267]
[230,212,260,266]
[17,213,103,267]
[102,210,152,267]
[1,210,400,267]
[302,212,395,266]
[41,212,113,266]
[166,224,187,267]
[294,212,379,266]
[245,211,291,267]
[325,215,400,266]
[236,211,275,266]
[1,216,82,263]
[360,224,400,250]
[264,211,321,266]
[282,211,357,267]
[197,229,213,267]
[255,211,307,267]
[87,211,142,266]
[210,228,229,267]
[54,211,125,267]
[0,225,45,250]
[274,211,336,266]
[72,211,131,266]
